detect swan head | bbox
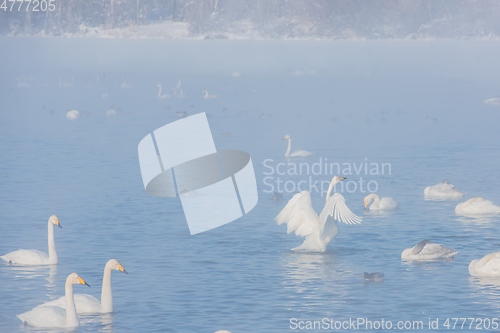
[49,215,62,228]
[283,134,290,140]
[364,194,378,208]
[67,273,90,287]
[325,176,345,201]
[107,259,128,274]
[157,84,161,88]
[330,176,345,186]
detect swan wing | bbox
[319,193,362,231]
[275,191,320,237]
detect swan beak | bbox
[340,177,346,181]
[364,202,368,208]
[79,277,90,287]
[118,264,128,274]
[55,219,62,228]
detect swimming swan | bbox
[1,215,61,265]
[275,176,362,252]
[364,194,398,210]
[157,84,170,99]
[42,259,127,313]
[283,135,314,157]
[401,239,458,261]
[424,180,464,198]
[455,197,500,216]
[469,252,500,276]
[17,273,90,328]
[66,110,80,120]
[202,89,219,99]
[484,98,500,106]
[362,272,384,282]
[120,76,133,89]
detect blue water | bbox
[1,39,500,332]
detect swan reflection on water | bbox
[4,263,59,292]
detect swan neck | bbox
[204,90,208,98]
[101,266,113,313]
[157,85,162,98]
[285,138,291,157]
[65,280,79,327]
[326,179,338,202]
[47,222,57,264]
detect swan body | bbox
[42,259,127,313]
[17,273,90,328]
[16,77,30,88]
[275,176,362,252]
[424,180,464,198]
[107,108,118,117]
[364,194,398,210]
[57,77,73,87]
[469,252,500,276]
[401,240,458,261]
[283,134,314,157]
[484,98,500,105]
[66,110,80,120]
[120,76,133,89]
[157,84,170,99]
[455,197,500,216]
[1,215,61,265]
[202,89,219,99]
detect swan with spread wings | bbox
[275,176,362,252]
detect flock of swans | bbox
[1,215,128,328]
[0,215,230,332]
[274,144,500,278]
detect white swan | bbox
[424,179,464,198]
[16,77,30,88]
[173,80,187,98]
[202,89,219,99]
[469,252,500,276]
[157,84,170,99]
[275,176,362,252]
[42,259,128,314]
[57,77,73,87]
[455,197,500,216]
[66,110,80,120]
[1,215,61,265]
[17,273,90,328]
[120,76,133,89]
[484,98,500,106]
[401,240,458,261]
[364,193,398,210]
[283,134,314,157]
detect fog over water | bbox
[1,10,500,333]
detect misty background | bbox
[1,0,500,40]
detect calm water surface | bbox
[1,39,500,332]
